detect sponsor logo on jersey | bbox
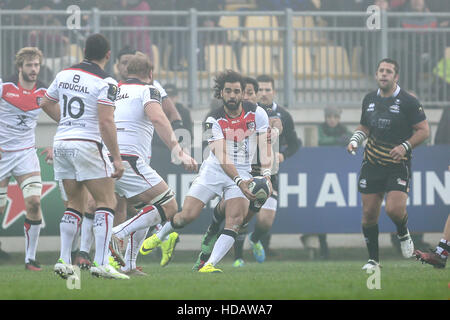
[58,82,90,93]
[6,92,19,98]
[367,103,375,112]
[359,179,367,188]
[389,105,400,113]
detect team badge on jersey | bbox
[149,87,161,103]
[246,121,256,130]
[36,96,42,106]
[389,105,400,113]
[367,103,375,112]
[359,179,367,189]
[107,83,118,101]
[204,122,214,140]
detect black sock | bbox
[234,232,246,260]
[260,232,271,251]
[395,214,409,238]
[250,225,267,243]
[362,224,379,262]
[209,202,225,233]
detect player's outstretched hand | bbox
[179,152,198,172]
[111,159,125,179]
[239,179,256,201]
[389,145,406,162]
[347,141,357,155]
[40,146,53,164]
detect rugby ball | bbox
[248,176,270,203]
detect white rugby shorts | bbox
[187,163,252,204]
[114,154,163,199]
[53,139,113,181]
[261,196,277,211]
[0,147,40,181]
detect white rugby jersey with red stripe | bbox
[115,78,162,160]
[203,101,269,173]
[0,75,46,151]
[45,60,118,143]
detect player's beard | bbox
[378,78,395,93]
[223,98,241,111]
[22,72,37,83]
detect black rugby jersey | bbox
[360,86,426,166]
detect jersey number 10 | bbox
[62,94,85,119]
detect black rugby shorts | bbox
[358,160,411,194]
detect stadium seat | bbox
[240,45,280,77]
[244,16,280,45]
[151,44,183,79]
[278,46,314,78]
[224,3,256,11]
[295,46,314,78]
[314,46,362,79]
[218,16,241,42]
[446,47,450,59]
[68,44,83,62]
[204,44,239,75]
[311,0,321,9]
[292,16,324,45]
[151,44,162,76]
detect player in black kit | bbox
[347,58,430,270]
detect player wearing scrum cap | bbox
[347,58,430,270]
[0,47,52,271]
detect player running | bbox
[0,47,52,271]
[40,33,129,279]
[108,52,197,275]
[347,58,430,270]
[192,76,282,270]
[139,70,273,273]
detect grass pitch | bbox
[0,248,448,300]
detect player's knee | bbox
[227,216,244,232]
[161,198,178,218]
[21,176,42,199]
[385,202,405,217]
[86,198,97,214]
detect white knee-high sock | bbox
[205,229,237,266]
[113,205,163,239]
[122,227,149,272]
[156,221,175,241]
[93,208,114,266]
[24,218,42,263]
[59,209,82,264]
[79,213,94,253]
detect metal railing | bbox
[0,9,449,108]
